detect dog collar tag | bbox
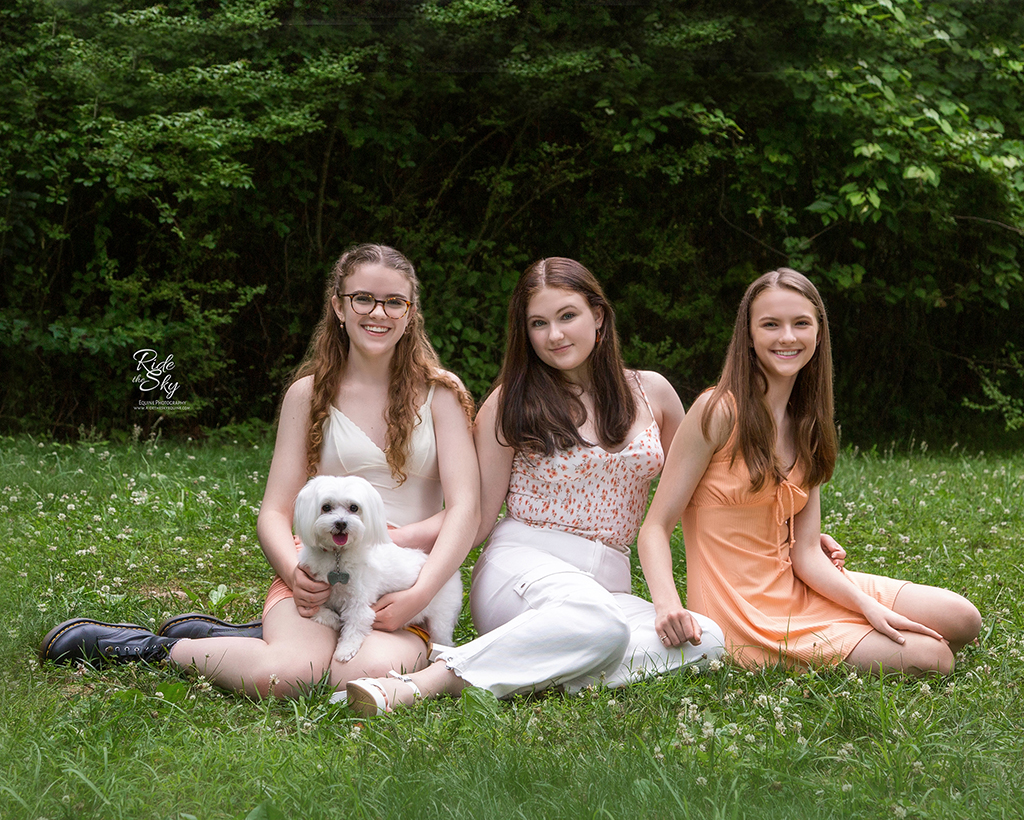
[328,571,350,586]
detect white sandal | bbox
[346,671,422,716]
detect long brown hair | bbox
[703,268,838,491]
[292,244,473,480]
[495,257,637,455]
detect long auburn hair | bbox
[702,268,838,491]
[291,244,473,480]
[495,257,637,455]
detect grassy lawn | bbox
[2,432,1021,819]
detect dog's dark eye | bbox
[321,503,332,513]
[348,503,359,513]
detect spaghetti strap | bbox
[634,373,655,417]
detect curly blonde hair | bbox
[291,244,474,481]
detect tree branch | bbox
[953,214,1024,238]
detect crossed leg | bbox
[844,582,981,676]
[169,598,431,698]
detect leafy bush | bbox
[1,0,1022,439]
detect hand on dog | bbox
[372,585,432,632]
[292,563,331,618]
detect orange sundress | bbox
[682,424,908,669]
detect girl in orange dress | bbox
[638,269,981,675]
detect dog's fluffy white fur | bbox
[293,475,463,663]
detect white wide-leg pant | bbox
[436,518,725,699]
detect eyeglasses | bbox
[340,292,413,319]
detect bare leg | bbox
[168,599,431,698]
[844,582,981,676]
[844,631,955,676]
[889,582,982,653]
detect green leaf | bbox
[243,801,287,820]
[155,681,190,704]
[460,686,501,721]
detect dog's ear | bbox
[353,477,391,545]
[292,477,321,546]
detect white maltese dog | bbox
[293,475,463,663]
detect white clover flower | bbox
[677,728,695,746]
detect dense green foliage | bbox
[2,0,1022,438]
[3,435,1022,818]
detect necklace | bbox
[328,555,349,586]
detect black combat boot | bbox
[157,613,263,640]
[39,618,180,665]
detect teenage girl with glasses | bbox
[41,244,480,698]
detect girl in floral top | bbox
[346,257,727,715]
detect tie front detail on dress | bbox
[772,479,806,578]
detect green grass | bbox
[2,433,1022,819]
